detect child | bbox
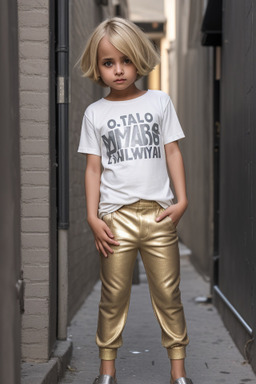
[78,17,193,384]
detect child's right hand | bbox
[87,216,120,258]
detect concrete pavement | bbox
[59,244,256,384]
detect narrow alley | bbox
[2,1,256,383]
[59,245,256,384]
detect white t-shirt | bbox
[78,90,185,218]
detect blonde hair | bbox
[80,17,160,87]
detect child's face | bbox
[97,36,137,91]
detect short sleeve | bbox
[162,98,185,144]
[77,113,101,156]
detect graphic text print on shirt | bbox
[101,112,162,164]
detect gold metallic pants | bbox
[97,200,189,361]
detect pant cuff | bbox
[99,348,117,360]
[167,346,186,360]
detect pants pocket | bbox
[158,207,176,230]
[102,212,113,229]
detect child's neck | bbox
[105,85,146,101]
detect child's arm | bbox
[85,154,120,257]
[156,141,188,226]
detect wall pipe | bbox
[56,0,69,229]
[56,0,69,340]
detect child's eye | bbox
[124,58,132,64]
[103,61,112,67]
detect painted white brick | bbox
[20,123,49,139]
[21,171,49,186]
[22,249,49,265]
[19,10,49,28]
[19,0,48,11]
[24,298,49,316]
[22,218,49,233]
[25,282,48,298]
[22,328,48,345]
[19,0,51,362]
[20,74,48,92]
[21,139,49,156]
[22,186,49,202]
[20,91,48,107]
[22,233,49,249]
[21,139,49,155]
[20,59,49,76]
[21,344,48,363]
[21,203,49,218]
[20,27,48,42]
[23,265,49,283]
[22,313,48,329]
[20,107,49,123]
[21,155,49,171]
[20,41,48,60]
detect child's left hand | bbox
[155,201,188,227]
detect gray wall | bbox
[172,0,214,276]
[68,2,121,321]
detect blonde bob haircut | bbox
[80,17,160,87]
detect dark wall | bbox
[217,0,256,370]
[0,0,21,383]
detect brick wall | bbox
[18,0,53,361]
[18,0,127,362]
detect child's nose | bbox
[115,63,123,74]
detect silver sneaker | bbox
[93,375,117,384]
[173,378,193,384]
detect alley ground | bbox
[59,244,256,384]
